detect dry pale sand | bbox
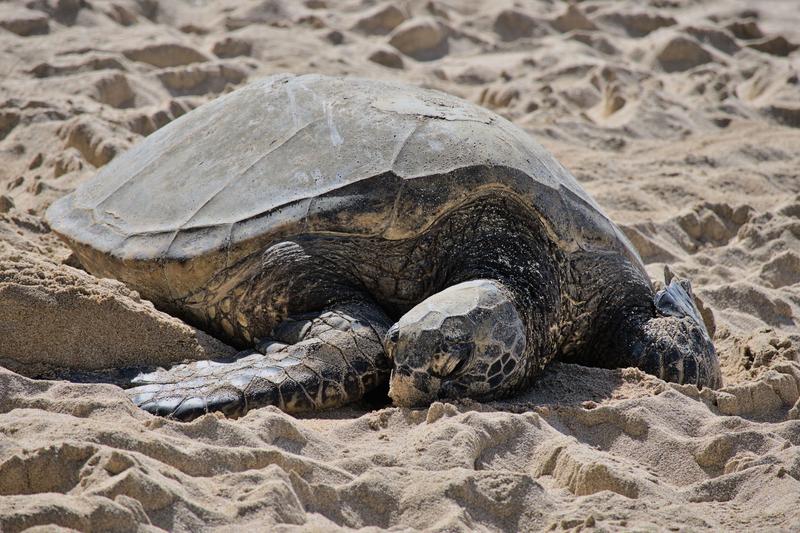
[1,0,799,531]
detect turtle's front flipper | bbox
[641,277,721,388]
[127,302,392,420]
[619,277,721,389]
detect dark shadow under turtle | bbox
[46,74,721,420]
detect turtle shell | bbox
[46,74,645,302]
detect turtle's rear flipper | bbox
[128,302,392,421]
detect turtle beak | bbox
[388,365,441,407]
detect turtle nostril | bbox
[384,324,400,360]
[386,324,400,344]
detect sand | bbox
[0,0,799,530]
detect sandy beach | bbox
[1,0,799,530]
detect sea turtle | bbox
[46,74,721,420]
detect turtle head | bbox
[385,280,527,407]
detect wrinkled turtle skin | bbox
[46,74,721,420]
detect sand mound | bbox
[388,17,449,61]
[0,246,234,378]
[0,0,798,530]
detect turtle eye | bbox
[430,343,472,378]
[431,354,468,378]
